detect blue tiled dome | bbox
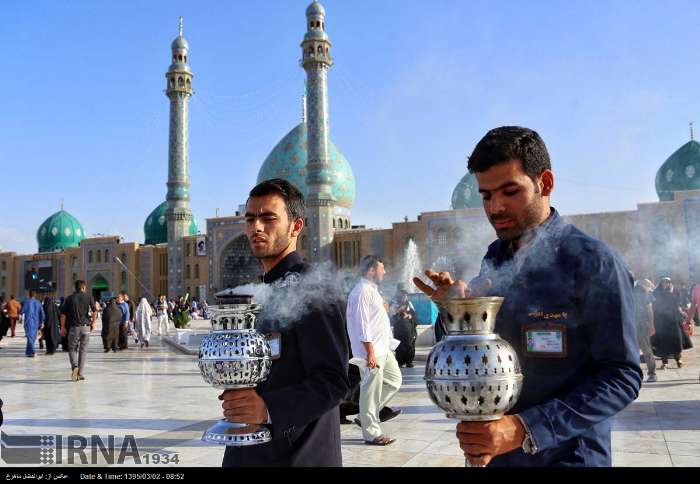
[451,172,482,209]
[37,210,85,253]
[144,201,198,245]
[656,140,700,201]
[257,123,355,209]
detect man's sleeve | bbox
[60,298,69,316]
[262,300,350,440]
[346,288,374,343]
[517,246,643,452]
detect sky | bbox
[2,0,700,254]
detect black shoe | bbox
[379,407,401,423]
[353,417,361,427]
[104,349,110,353]
[78,375,85,381]
[340,416,354,425]
[145,341,149,348]
[406,362,414,368]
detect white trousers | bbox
[359,351,402,441]
[156,314,170,336]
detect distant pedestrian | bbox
[6,295,21,338]
[156,294,169,336]
[651,277,684,369]
[101,298,121,353]
[634,280,657,382]
[20,291,44,357]
[60,280,97,381]
[135,297,153,348]
[42,297,61,355]
[116,293,130,350]
[121,292,136,344]
[390,287,417,368]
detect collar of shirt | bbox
[361,277,379,291]
[262,251,304,284]
[499,207,563,263]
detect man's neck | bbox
[509,207,552,253]
[260,244,297,273]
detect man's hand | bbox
[219,389,269,425]
[366,352,380,369]
[413,270,469,301]
[456,415,525,466]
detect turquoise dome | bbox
[144,201,198,245]
[656,140,700,201]
[306,1,325,16]
[37,210,85,253]
[451,172,482,209]
[257,122,355,209]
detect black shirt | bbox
[61,292,95,327]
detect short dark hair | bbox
[248,178,305,221]
[359,255,383,276]
[119,290,128,297]
[75,280,86,292]
[467,126,551,181]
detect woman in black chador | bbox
[651,277,684,369]
[42,297,61,355]
[391,288,418,368]
[101,298,121,353]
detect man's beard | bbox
[490,198,545,242]
[249,231,292,261]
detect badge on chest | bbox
[265,332,282,360]
[522,323,567,358]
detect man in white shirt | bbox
[346,255,403,446]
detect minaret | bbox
[301,1,335,262]
[165,17,194,298]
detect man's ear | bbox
[539,170,554,196]
[291,217,304,238]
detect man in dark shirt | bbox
[60,280,97,382]
[220,179,349,467]
[415,126,642,466]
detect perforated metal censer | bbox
[198,293,273,446]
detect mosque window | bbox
[178,77,184,87]
[1,276,5,287]
[436,229,447,248]
[195,264,200,278]
[186,265,191,279]
[178,55,183,62]
[121,271,127,286]
[72,273,77,283]
[185,243,191,257]
[184,56,187,63]
[317,45,323,54]
[169,78,175,88]
[121,253,127,264]
[186,78,191,88]
[1,261,5,271]
[88,250,93,264]
[332,219,336,229]
[97,250,102,263]
[104,249,110,262]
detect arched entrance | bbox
[90,274,109,301]
[220,235,263,289]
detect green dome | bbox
[144,201,198,245]
[656,140,700,201]
[451,172,482,209]
[37,210,85,253]
[257,122,355,209]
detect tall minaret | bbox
[301,1,335,262]
[165,17,194,298]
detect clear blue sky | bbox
[2,0,699,254]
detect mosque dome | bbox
[144,201,198,245]
[37,210,85,253]
[257,122,355,209]
[306,1,325,16]
[171,36,189,51]
[655,139,700,201]
[451,172,482,209]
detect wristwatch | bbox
[515,414,538,455]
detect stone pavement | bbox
[0,321,699,467]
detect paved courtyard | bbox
[0,320,699,467]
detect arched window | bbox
[185,243,191,257]
[332,219,336,229]
[178,54,183,62]
[178,77,184,87]
[185,265,191,279]
[104,249,110,262]
[184,55,187,63]
[97,250,102,263]
[121,253,127,264]
[317,45,323,54]
[169,78,175,88]
[88,250,93,264]
[194,264,200,278]
[186,78,191,88]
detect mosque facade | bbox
[2,1,700,304]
